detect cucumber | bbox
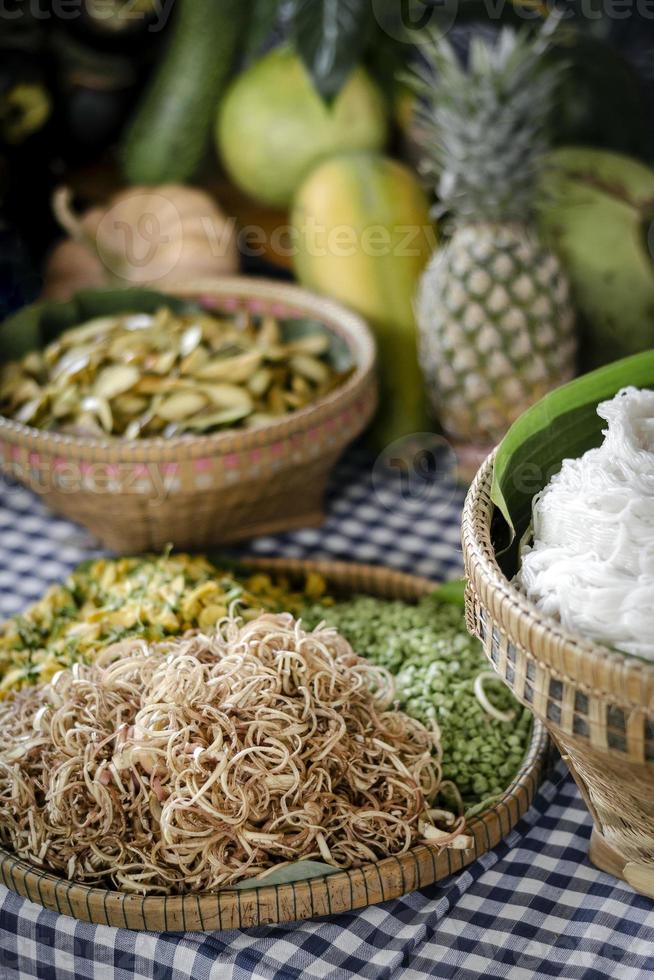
[121,0,249,184]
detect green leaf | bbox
[434,579,466,607]
[291,0,371,99]
[0,303,44,360]
[243,0,283,60]
[464,793,504,820]
[491,351,654,559]
[231,860,340,889]
[362,14,407,102]
[71,288,194,319]
[280,317,353,371]
[0,288,200,362]
[204,553,250,577]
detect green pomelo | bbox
[216,47,388,209]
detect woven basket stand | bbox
[462,453,654,899]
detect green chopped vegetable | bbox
[300,591,530,804]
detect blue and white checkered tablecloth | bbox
[0,446,653,980]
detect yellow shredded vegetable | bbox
[0,555,327,696]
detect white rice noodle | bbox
[517,386,654,661]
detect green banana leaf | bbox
[0,288,198,363]
[280,317,354,372]
[491,350,654,572]
[231,860,340,890]
[0,292,352,373]
[432,578,465,607]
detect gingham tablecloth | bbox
[0,446,653,980]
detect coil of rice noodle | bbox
[517,386,654,661]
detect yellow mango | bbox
[291,152,436,447]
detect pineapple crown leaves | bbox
[409,18,567,225]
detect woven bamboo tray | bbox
[462,455,654,899]
[0,278,377,552]
[0,557,548,931]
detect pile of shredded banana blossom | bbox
[0,613,465,894]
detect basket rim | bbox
[0,277,376,460]
[0,556,549,930]
[0,721,547,921]
[462,453,654,689]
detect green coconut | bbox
[537,146,654,369]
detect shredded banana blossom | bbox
[0,613,453,894]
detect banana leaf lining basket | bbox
[462,453,654,899]
[0,557,548,931]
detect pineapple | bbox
[413,24,577,448]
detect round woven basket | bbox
[0,278,377,551]
[0,557,548,931]
[462,454,654,898]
